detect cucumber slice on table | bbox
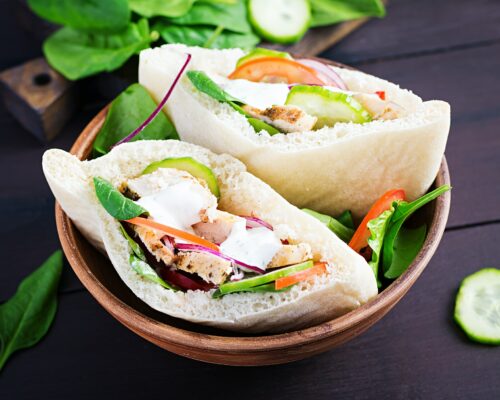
[286,85,372,128]
[142,157,220,198]
[454,268,500,345]
[236,48,292,67]
[248,0,310,44]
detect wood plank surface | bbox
[323,0,500,64]
[1,225,499,399]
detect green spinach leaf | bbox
[43,19,154,80]
[187,70,240,101]
[309,0,386,27]
[0,251,63,371]
[129,0,196,18]
[302,208,354,243]
[93,177,148,220]
[367,208,393,284]
[337,210,355,229]
[27,0,130,32]
[170,0,252,33]
[384,225,427,279]
[382,185,451,276]
[158,24,259,49]
[93,84,178,156]
[129,255,176,290]
[247,118,280,135]
[119,225,146,261]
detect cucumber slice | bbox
[454,268,500,345]
[219,260,313,295]
[212,282,291,298]
[142,157,220,198]
[236,48,292,67]
[286,85,372,127]
[248,0,310,44]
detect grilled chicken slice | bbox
[243,104,317,133]
[268,243,313,269]
[132,225,176,265]
[193,210,243,244]
[176,251,232,285]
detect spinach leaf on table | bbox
[0,251,63,371]
[302,208,354,242]
[129,0,196,18]
[158,24,259,49]
[309,0,386,27]
[43,19,154,80]
[27,0,130,32]
[129,255,176,290]
[93,177,148,220]
[93,84,178,156]
[170,0,252,33]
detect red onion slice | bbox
[176,243,265,274]
[297,59,347,90]
[161,235,176,252]
[112,53,192,148]
[241,216,273,231]
[160,267,213,291]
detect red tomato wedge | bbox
[228,57,325,84]
[275,262,328,290]
[125,217,219,252]
[375,91,386,100]
[348,189,406,252]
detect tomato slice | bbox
[228,57,325,85]
[126,217,219,251]
[348,189,406,252]
[274,262,327,290]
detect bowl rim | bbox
[55,62,451,354]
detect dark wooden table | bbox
[1,0,499,398]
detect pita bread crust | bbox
[43,141,377,333]
[139,45,450,217]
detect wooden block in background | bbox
[0,58,78,142]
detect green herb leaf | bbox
[170,0,252,33]
[187,70,241,102]
[43,19,153,80]
[247,117,280,135]
[302,208,354,243]
[93,177,148,220]
[337,210,355,229]
[382,185,451,277]
[93,84,178,156]
[367,208,394,284]
[129,0,196,18]
[0,251,63,371]
[157,24,259,49]
[129,255,176,290]
[27,0,130,32]
[119,225,146,261]
[309,0,386,27]
[384,225,427,279]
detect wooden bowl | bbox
[55,69,451,366]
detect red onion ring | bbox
[240,216,273,231]
[112,53,192,148]
[176,243,265,274]
[160,267,213,291]
[297,59,347,90]
[161,235,176,252]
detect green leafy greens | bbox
[302,208,354,243]
[366,208,393,285]
[93,84,179,156]
[129,255,176,290]
[186,70,280,135]
[309,0,386,27]
[44,19,155,80]
[27,0,130,32]
[0,251,63,371]
[129,0,196,18]
[93,177,148,220]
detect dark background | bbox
[1,0,500,398]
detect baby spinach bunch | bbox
[28,0,385,81]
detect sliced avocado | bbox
[236,48,292,67]
[142,157,220,198]
[286,85,372,127]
